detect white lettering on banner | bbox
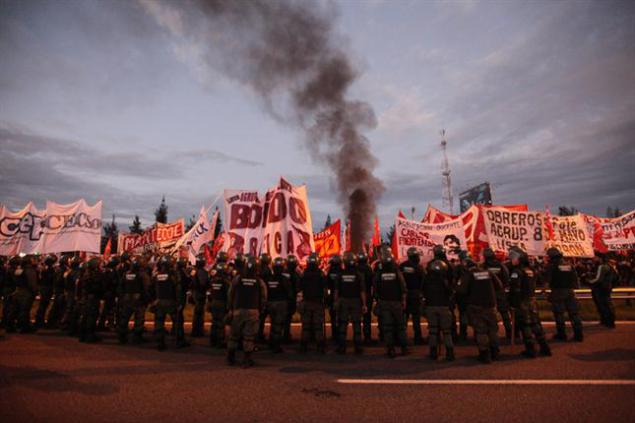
[395,216,467,263]
[0,200,102,255]
[118,219,185,254]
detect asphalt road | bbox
[1,323,634,422]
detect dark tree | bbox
[185,214,197,232]
[155,196,168,224]
[384,224,395,245]
[323,214,332,230]
[558,206,578,216]
[213,207,222,239]
[606,207,622,218]
[101,214,119,253]
[130,215,143,234]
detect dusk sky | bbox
[1,0,634,233]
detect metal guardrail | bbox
[30,288,635,302]
[535,287,635,300]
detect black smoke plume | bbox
[142,0,384,252]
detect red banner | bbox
[117,219,185,253]
[313,219,341,260]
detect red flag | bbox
[313,220,341,260]
[204,243,214,266]
[545,205,555,241]
[391,227,399,261]
[211,233,225,260]
[103,237,112,259]
[371,215,381,247]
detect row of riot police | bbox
[0,245,587,367]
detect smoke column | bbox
[141,0,384,252]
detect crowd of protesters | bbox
[0,247,632,367]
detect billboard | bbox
[459,182,492,213]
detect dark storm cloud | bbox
[0,125,256,225]
[440,1,635,215]
[173,149,262,167]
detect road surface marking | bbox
[337,379,635,385]
[173,321,635,327]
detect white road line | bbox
[172,321,635,327]
[337,379,635,385]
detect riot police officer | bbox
[117,258,147,344]
[152,256,189,350]
[297,253,327,353]
[257,253,273,343]
[544,247,583,342]
[483,247,513,341]
[11,256,39,333]
[335,252,366,355]
[61,257,82,335]
[46,256,67,329]
[374,249,408,358]
[35,255,56,328]
[227,255,267,368]
[357,253,375,344]
[400,247,425,345]
[1,257,19,332]
[265,257,293,353]
[282,255,300,343]
[455,253,502,364]
[508,247,551,358]
[97,257,119,331]
[209,258,231,348]
[190,255,209,337]
[326,254,343,344]
[424,245,455,361]
[78,257,103,343]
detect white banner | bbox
[222,189,264,258]
[261,178,314,262]
[222,177,315,261]
[0,202,45,256]
[174,207,218,264]
[545,214,594,258]
[0,199,102,255]
[395,216,467,263]
[590,210,635,251]
[482,207,545,256]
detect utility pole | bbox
[440,129,454,215]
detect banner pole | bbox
[205,190,224,216]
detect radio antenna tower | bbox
[440,129,454,215]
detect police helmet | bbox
[407,247,420,262]
[343,251,356,267]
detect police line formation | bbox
[0,245,624,368]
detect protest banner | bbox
[173,207,219,264]
[223,177,315,261]
[260,178,314,261]
[0,199,102,255]
[118,219,184,254]
[585,210,635,252]
[395,216,467,263]
[314,219,341,260]
[545,214,594,257]
[222,189,263,258]
[482,207,544,255]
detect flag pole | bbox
[205,190,224,216]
